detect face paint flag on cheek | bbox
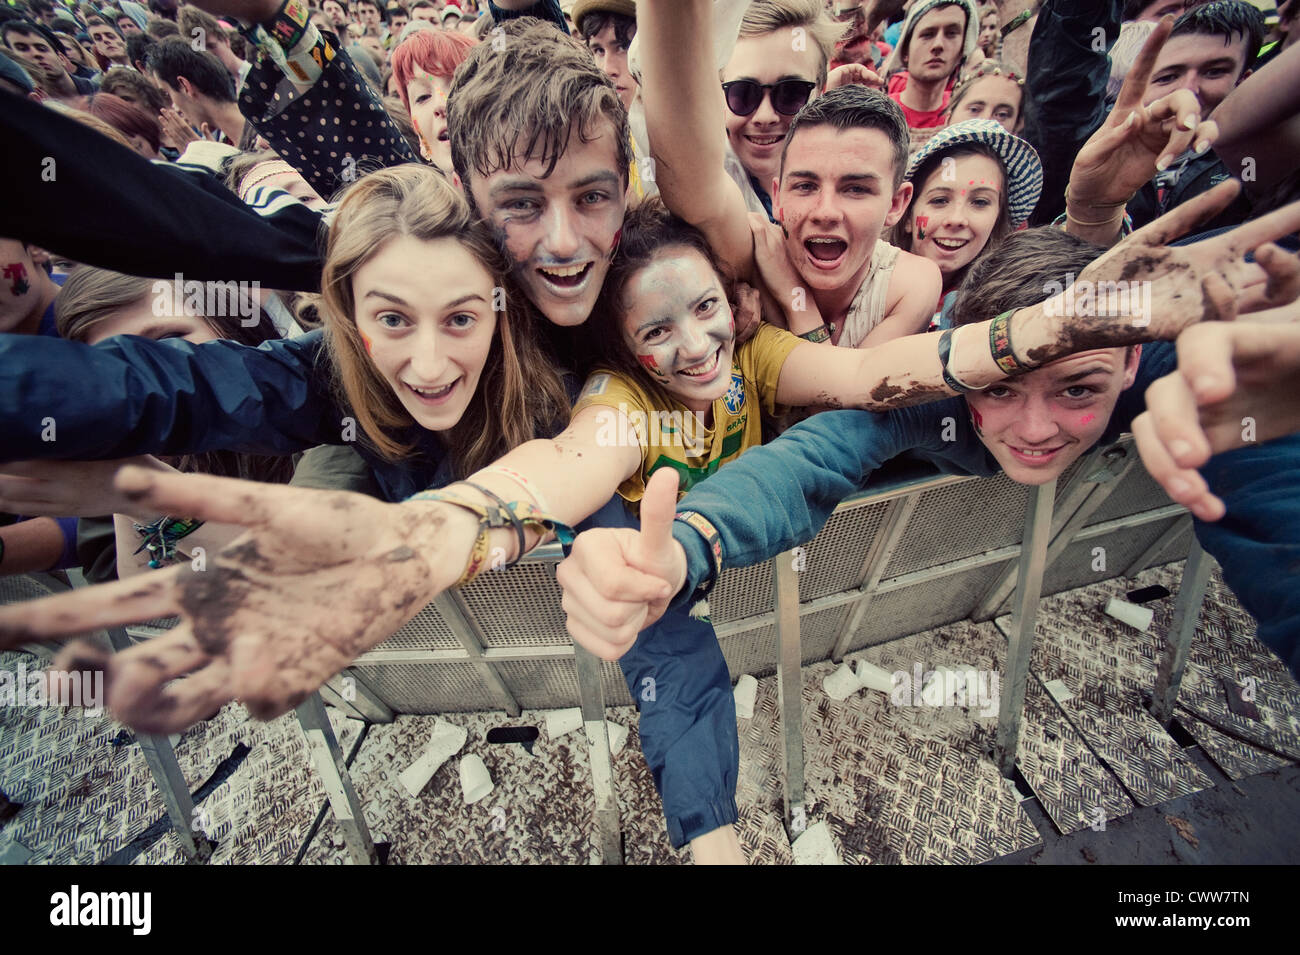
[609,227,622,260]
[360,332,374,356]
[915,215,928,241]
[637,352,670,381]
[3,263,30,296]
[1079,413,1095,425]
[970,404,983,435]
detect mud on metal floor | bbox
[0,564,1296,864]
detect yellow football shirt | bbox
[572,323,802,511]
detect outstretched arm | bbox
[639,0,756,275]
[774,185,1300,411]
[0,333,339,463]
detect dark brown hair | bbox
[587,199,734,405]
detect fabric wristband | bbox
[674,510,723,606]
[989,309,1027,375]
[937,326,988,393]
[798,323,833,343]
[406,485,576,586]
[1000,7,1033,37]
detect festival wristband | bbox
[937,327,987,393]
[988,309,1028,376]
[674,510,723,607]
[406,486,576,586]
[1000,7,1033,37]
[479,465,553,515]
[798,323,833,343]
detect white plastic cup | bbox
[792,820,842,865]
[855,660,895,694]
[823,663,862,701]
[545,706,584,739]
[459,754,493,805]
[398,719,468,798]
[606,720,629,757]
[733,674,759,719]
[1105,596,1154,632]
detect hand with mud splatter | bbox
[747,212,827,338]
[1032,181,1300,362]
[0,466,477,733]
[1133,318,1300,522]
[1066,16,1217,247]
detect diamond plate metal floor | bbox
[2,565,1296,865]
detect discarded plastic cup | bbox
[398,719,468,798]
[459,754,493,805]
[823,663,862,701]
[734,674,758,719]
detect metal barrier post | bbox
[774,551,806,839]
[295,691,377,865]
[574,645,623,864]
[104,625,201,861]
[996,481,1055,777]
[1150,541,1213,727]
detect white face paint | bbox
[620,248,736,416]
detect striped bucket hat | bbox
[905,118,1044,226]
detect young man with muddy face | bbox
[639,0,940,347]
[447,18,630,330]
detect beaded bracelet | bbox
[406,485,576,586]
[133,516,205,569]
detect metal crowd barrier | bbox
[2,435,1215,864]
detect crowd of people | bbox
[1,0,1299,864]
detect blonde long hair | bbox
[319,164,570,477]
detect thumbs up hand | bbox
[556,468,688,661]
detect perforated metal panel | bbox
[796,499,890,600]
[374,604,461,651]
[844,561,1013,653]
[458,562,568,647]
[1084,460,1177,526]
[883,474,1030,577]
[493,658,580,710]
[1040,517,1189,597]
[710,559,775,621]
[352,661,492,713]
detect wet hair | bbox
[578,11,635,49]
[780,85,910,187]
[447,18,630,201]
[1169,0,1265,73]
[890,142,1013,288]
[319,164,570,475]
[86,91,162,153]
[145,15,178,38]
[589,198,734,404]
[144,36,235,101]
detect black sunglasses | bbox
[721,79,816,118]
